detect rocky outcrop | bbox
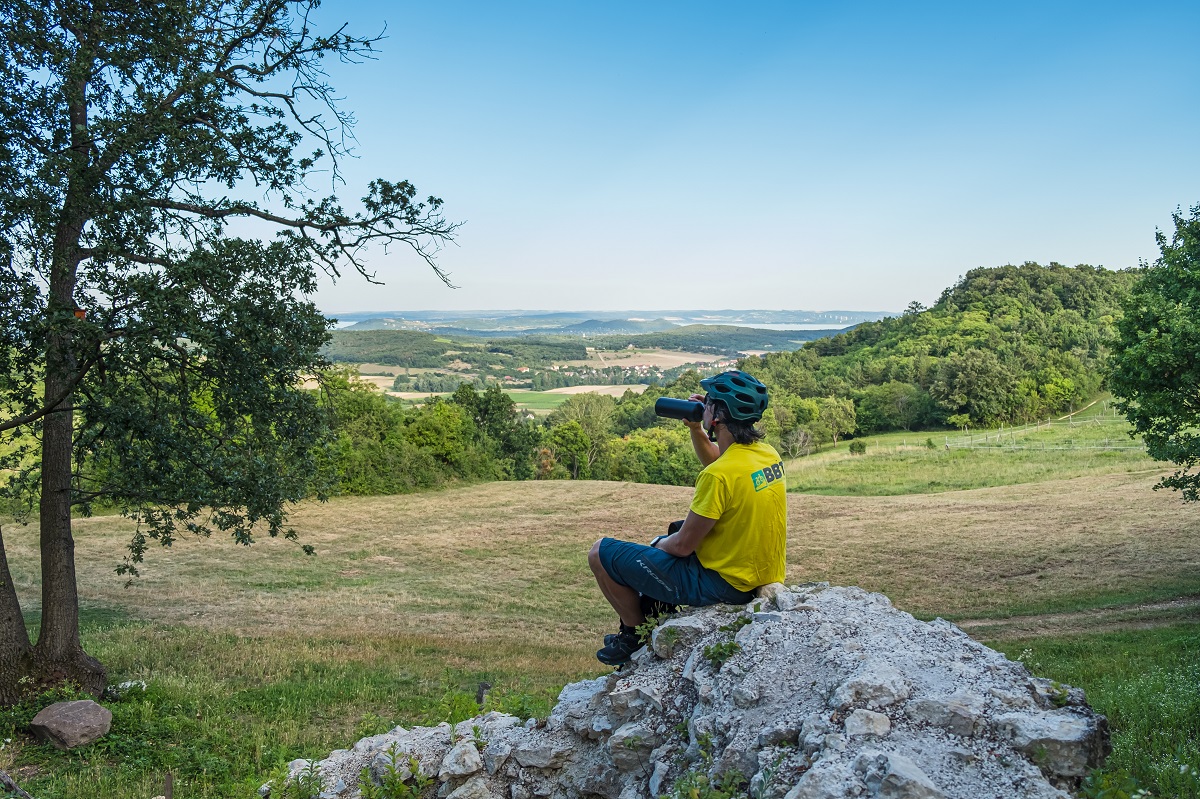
[265,585,1109,799]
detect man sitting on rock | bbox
[588,370,788,665]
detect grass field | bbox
[2,458,1198,796]
[786,397,1155,496]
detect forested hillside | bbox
[742,262,1137,443]
[319,262,1138,492]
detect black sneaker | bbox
[596,631,642,666]
[604,597,680,646]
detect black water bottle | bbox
[654,397,704,423]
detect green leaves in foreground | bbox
[1110,203,1200,502]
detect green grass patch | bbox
[502,390,572,411]
[788,445,1153,495]
[786,395,1157,496]
[0,625,571,799]
[990,625,1200,798]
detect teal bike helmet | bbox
[700,370,769,421]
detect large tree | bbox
[0,0,457,703]
[1109,205,1200,502]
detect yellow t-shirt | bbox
[689,441,788,592]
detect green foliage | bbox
[355,712,392,741]
[664,730,749,799]
[848,439,867,455]
[317,376,540,493]
[276,760,324,799]
[544,420,591,479]
[324,330,587,370]
[702,640,741,669]
[603,426,701,486]
[483,689,553,722]
[636,612,671,641]
[745,262,1135,439]
[1109,204,1200,502]
[0,0,459,694]
[1079,772,1156,799]
[718,615,752,633]
[584,325,828,355]
[358,749,431,799]
[318,372,445,496]
[437,689,481,726]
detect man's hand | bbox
[682,394,706,431]
[654,511,718,557]
[686,393,720,466]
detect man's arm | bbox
[685,393,719,466]
[654,510,717,557]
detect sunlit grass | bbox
[502,390,572,412]
[786,398,1154,496]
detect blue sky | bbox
[305,1,1200,314]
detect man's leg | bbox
[588,538,645,628]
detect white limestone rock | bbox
[906,691,985,737]
[608,721,661,773]
[783,759,863,799]
[844,708,891,738]
[446,775,494,799]
[996,710,1111,777]
[439,739,484,780]
[831,662,911,710]
[854,750,946,799]
[651,616,715,659]
[292,587,1109,799]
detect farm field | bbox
[499,390,572,413]
[383,385,645,413]
[541,384,650,396]
[560,348,728,369]
[2,469,1199,797]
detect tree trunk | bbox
[0,527,35,706]
[21,64,108,699]
[33,363,106,697]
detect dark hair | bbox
[709,399,765,445]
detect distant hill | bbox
[584,324,843,353]
[556,318,678,335]
[328,308,893,337]
[323,323,844,368]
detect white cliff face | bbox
[267,585,1110,799]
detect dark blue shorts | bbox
[597,537,755,607]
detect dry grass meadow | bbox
[7,470,1198,656]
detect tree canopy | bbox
[0,0,456,702]
[742,262,1137,442]
[1109,205,1200,502]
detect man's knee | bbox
[588,538,605,572]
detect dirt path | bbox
[956,595,1200,639]
[1056,398,1100,421]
